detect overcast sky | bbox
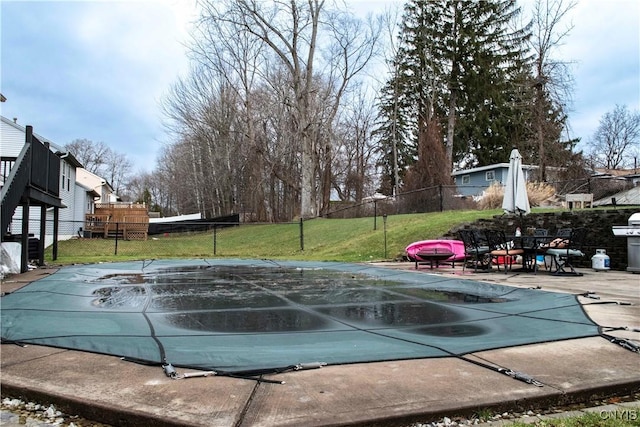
[1,0,638,173]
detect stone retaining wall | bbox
[445,208,638,271]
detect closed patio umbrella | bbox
[502,148,530,215]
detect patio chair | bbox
[545,227,588,276]
[484,229,525,273]
[540,227,574,271]
[458,229,491,272]
[522,228,549,273]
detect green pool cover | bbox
[1,259,600,376]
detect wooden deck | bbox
[85,203,149,240]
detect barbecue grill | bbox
[612,212,640,273]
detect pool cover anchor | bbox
[0,338,27,348]
[580,291,600,300]
[223,361,328,384]
[181,371,217,379]
[601,334,640,353]
[160,362,327,382]
[294,362,327,370]
[162,363,218,380]
[162,363,178,378]
[498,368,544,387]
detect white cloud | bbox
[566,0,639,148]
[17,1,198,169]
[2,0,637,170]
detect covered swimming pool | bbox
[1,259,600,378]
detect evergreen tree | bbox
[377,0,532,188]
[443,0,531,167]
[375,71,415,196]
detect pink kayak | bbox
[405,239,467,264]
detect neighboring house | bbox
[453,161,639,205]
[76,168,120,204]
[0,116,97,258]
[591,168,640,207]
[76,181,101,216]
[593,168,640,187]
[452,163,537,197]
[593,186,640,207]
[451,162,570,197]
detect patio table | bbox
[517,235,556,273]
[414,249,455,269]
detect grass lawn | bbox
[47,209,504,265]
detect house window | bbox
[485,171,495,181]
[61,163,71,191]
[462,175,471,185]
[61,163,67,190]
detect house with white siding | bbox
[76,168,119,204]
[1,115,98,261]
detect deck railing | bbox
[85,203,149,240]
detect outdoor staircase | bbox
[106,227,125,240]
[0,143,31,236]
[1,125,64,272]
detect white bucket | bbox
[591,249,610,271]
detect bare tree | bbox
[332,85,379,204]
[102,150,133,197]
[159,1,382,220]
[529,0,576,181]
[128,172,172,214]
[65,139,110,174]
[191,1,270,220]
[65,138,133,197]
[588,105,640,170]
[161,61,247,218]
[193,0,381,218]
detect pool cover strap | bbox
[163,361,327,383]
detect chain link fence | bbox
[5,177,638,265]
[17,217,395,264]
[39,219,304,263]
[324,177,638,218]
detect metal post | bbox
[21,203,30,273]
[114,222,119,255]
[52,207,59,261]
[213,226,217,255]
[300,218,304,251]
[39,205,46,266]
[439,185,444,212]
[373,200,377,230]
[383,214,388,259]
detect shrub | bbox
[527,181,556,206]
[477,182,505,210]
[477,181,556,209]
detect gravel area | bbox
[1,398,111,427]
[2,393,639,427]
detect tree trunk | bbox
[446,90,456,168]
